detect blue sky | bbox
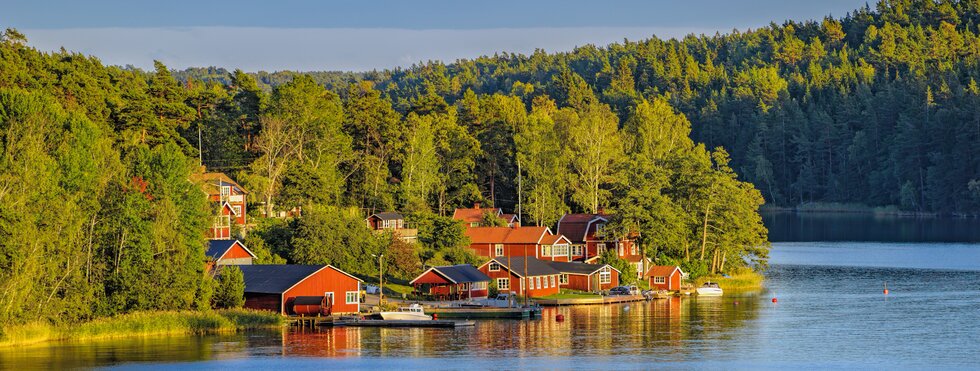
[3,0,870,71]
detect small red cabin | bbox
[410,264,491,300]
[647,266,685,291]
[238,265,363,315]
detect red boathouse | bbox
[238,265,363,315]
[410,264,491,300]
[646,266,685,291]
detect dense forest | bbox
[2,0,978,327]
[182,0,980,214]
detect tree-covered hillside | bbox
[183,0,980,214]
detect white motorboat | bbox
[696,282,723,296]
[379,303,432,320]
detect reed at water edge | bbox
[0,309,285,347]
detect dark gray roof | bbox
[432,265,491,283]
[544,261,612,275]
[237,265,326,294]
[206,239,237,259]
[371,212,403,221]
[488,257,561,277]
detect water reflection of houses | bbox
[278,327,363,358]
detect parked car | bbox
[609,285,641,296]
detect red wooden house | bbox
[206,239,256,271]
[464,226,577,262]
[544,261,620,292]
[478,257,560,298]
[557,213,649,278]
[452,202,520,227]
[365,212,418,243]
[238,265,363,315]
[410,264,491,300]
[191,170,248,239]
[646,266,685,291]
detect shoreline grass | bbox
[693,271,765,291]
[0,309,284,348]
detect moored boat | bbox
[696,282,723,296]
[379,303,432,320]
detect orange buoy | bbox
[771,297,778,303]
[883,289,889,295]
[432,313,438,320]
[884,281,889,295]
[556,314,565,322]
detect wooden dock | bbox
[427,307,531,319]
[333,319,475,328]
[536,295,647,306]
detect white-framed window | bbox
[618,242,624,256]
[550,275,555,287]
[597,242,607,254]
[654,276,666,284]
[630,244,637,255]
[572,245,583,256]
[233,205,242,216]
[542,245,551,257]
[214,215,231,227]
[472,281,487,290]
[535,277,541,289]
[560,274,568,284]
[346,291,359,304]
[599,267,611,284]
[489,262,501,272]
[495,244,504,257]
[497,278,510,290]
[324,292,335,305]
[471,222,480,227]
[553,244,568,256]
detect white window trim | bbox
[489,262,501,272]
[472,282,487,290]
[599,267,611,284]
[550,275,555,288]
[324,292,335,305]
[535,276,541,289]
[346,291,359,304]
[497,278,510,290]
[495,244,504,257]
[560,274,568,284]
[654,276,666,284]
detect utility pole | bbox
[373,254,384,307]
[517,159,522,225]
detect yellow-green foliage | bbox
[695,270,765,291]
[0,310,283,347]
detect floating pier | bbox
[427,307,532,319]
[333,319,475,328]
[536,295,648,306]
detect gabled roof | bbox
[500,214,520,223]
[368,212,403,221]
[540,234,572,245]
[237,265,362,294]
[410,264,491,285]
[480,257,560,277]
[556,213,610,243]
[464,226,552,245]
[544,261,620,275]
[191,172,248,195]
[646,265,684,278]
[206,239,256,260]
[452,206,502,223]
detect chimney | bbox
[474,202,481,209]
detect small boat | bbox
[379,303,432,321]
[696,282,723,296]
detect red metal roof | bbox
[452,207,502,223]
[464,226,553,244]
[646,265,683,278]
[556,213,609,243]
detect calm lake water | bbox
[3,213,979,370]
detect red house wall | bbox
[649,270,681,291]
[565,274,593,292]
[283,267,361,315]
[479,266,559,298]
[412,270,450,284]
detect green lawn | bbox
[538,290,602,300]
